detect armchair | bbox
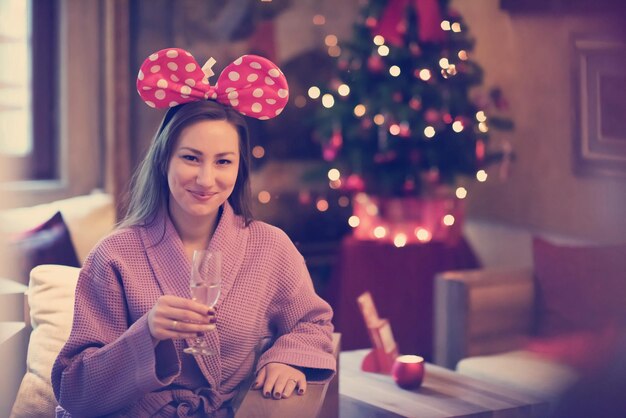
[433,267,580,400]
[434,221,626,403]
[434,267,535,369]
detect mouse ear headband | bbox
[136,48,289,120]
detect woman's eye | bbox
[181,155,198,162]
[217,159,232,165]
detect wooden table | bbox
[339,350,549,418]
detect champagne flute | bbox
[183,250,221,356]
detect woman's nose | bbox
[196,165,215,187]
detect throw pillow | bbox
[10,265,81,418]
[533,237,626,336]
[0,191,115,264]
[6,212,80,282]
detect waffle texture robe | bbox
[51,202,336,417]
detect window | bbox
[0,0,102,207]
[0,0,57,180]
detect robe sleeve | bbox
[51,244,180,416]
[256,244,336,380]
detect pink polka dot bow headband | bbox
[136,48,289,120]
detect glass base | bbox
[183,345,216,356]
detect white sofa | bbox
[1,192,116,417]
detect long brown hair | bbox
[120,100,253,228]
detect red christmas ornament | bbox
[403,178,416,192]
[322,146,338,161]
[424,109,440,124]
[424,168,440,184]
[361,118,373,129]
[330,127,343,147]
[322,128,342,162]
[396,19,407,35]
[338,59,349,70]
[443,113,453,124]
[409,42,421,56]
[345,174,365,192]
[399,121,411,137]
[298,191,312,205]
[476,139,485,161]
[367,55,384,73]
[409,98,422,111]
[365,16,378,29]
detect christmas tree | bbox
[311,0,513,198]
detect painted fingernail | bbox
[207,309,213,315]
[209,317,216,324]
[298,389,304,395]
[264,392,270,398]
[273,392,281,399]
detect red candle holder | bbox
[391,355,425,389]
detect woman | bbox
[52,49,335,417]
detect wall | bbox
[452,0,626,244]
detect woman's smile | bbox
[187,189,218,201]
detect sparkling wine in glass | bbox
[183,250,221,355]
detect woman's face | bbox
[167,119,240,222]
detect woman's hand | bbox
[147,295,216,341]
[253,362,307,399]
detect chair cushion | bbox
[456,350,578,400]
[533,238,626,336]
[10,265,80,418]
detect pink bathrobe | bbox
[52,202,336,417]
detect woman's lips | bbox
[188,190,217,201]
